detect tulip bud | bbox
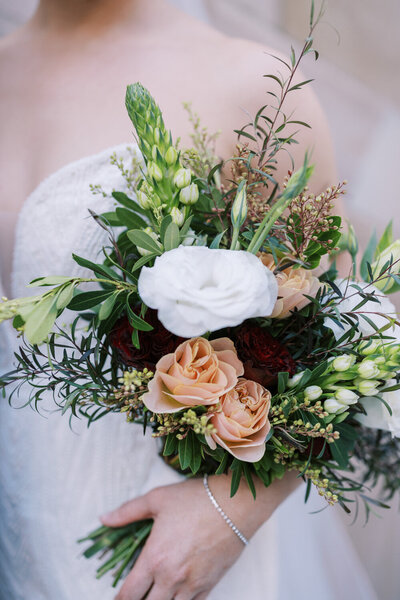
[324,398,348,415]
[304,385,323,401]
[137,190,153,210]
[372,240,400,292]
[174,168,192,189]
[347,223,359,258]
[170,207,185,226]
[358,339,381,356]
[137,228,160,256]
[355,378,380,396]
[357,359,380,380]
[231,181,247,228]
[335,389,358,406]
[179,183,199,206]
[332,354,356,372]
[287,372,304,388]
[148,162,163,182]
[165,146,178,166]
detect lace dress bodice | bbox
[0,145,377,600]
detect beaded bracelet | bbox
[203,474,249,546]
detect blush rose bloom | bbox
[142,337,244,413]
[259,253,321,319]
[138,246,278,337]
[206,378,271,462]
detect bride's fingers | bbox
[174,592,208,600]
[145,583,174,600]
[114,556,153,600]
[100,494,152,527]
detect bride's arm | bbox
[102,472,300,600]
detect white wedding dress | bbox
[0,144,379,600]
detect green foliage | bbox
[79,520,153,587]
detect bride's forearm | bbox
[208,471,301,539]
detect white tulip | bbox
[287,373,304,389]
[174,168,192,189]
[137,190,153,210]
[332,354,356,372]
[138,246,278,337]
[357,360,380,380]
[324,398,348,415]
[170,207,185,226]
[304,385,323,400]
[355,378,380,396]
[358,339,382,355]
[148,161,163,182]
[179,183,199,205]
[335,389,358,406]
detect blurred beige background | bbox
[1,1,399,599]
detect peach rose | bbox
[207,378,271,462]
[259,253,321,319]
[142,337,244,414]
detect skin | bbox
[0,1,343,598]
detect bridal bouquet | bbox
[1,3,400,588]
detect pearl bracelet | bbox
[203,474,249,546]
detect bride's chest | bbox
[0,43,235,216]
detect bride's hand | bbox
[101,472,299,600]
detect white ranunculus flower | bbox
[138,246,278,337]
[356,382,400,438]
[324,279,399,341]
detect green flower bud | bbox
[357,359,380,380]
[358,339,381,355]
[372,240,400,292]
[332,354,356,372]
[355,378,380,396]
[148,161,163,182]
[179,183,199,205]
[154,127,161,144]
[304,385,323,401]
[231,180,247,228]
[174,168,192,189]
[324,398,348,415]
[335,389,358,406]
[287,372,304,388]
[152,145,159,161]
[165,146,178,166]
[170,207,185,226]
[137,190,153,210]
[346,223,359,257]
[137,228,160,256]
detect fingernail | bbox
[100,511,114,523]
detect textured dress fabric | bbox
[0,144,378,600]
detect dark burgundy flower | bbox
[232,322,296,388]
[308,438,332,461]
[109,309,184,370]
